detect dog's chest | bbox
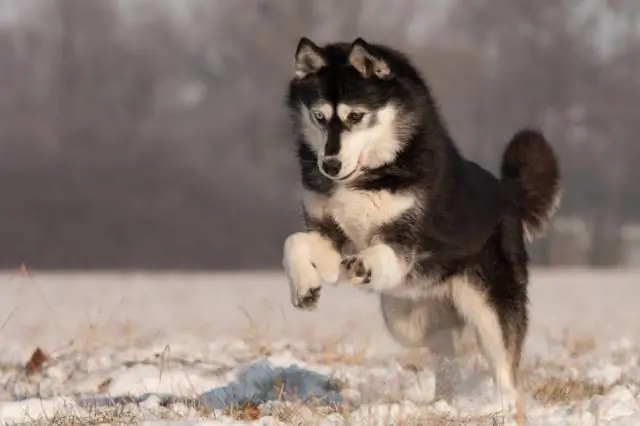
[304,188,416,250]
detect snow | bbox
[0,268,639,424]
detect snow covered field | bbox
[0,268,639,425]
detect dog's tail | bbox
[500,129,561,241]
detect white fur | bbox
[282,231,341,306]
[341,243,408,291]
[524,186,563,242]
[336,104,367,122]
[380,274,519,402]
[337,103,403,176]
[298,102,333,154]
[380,269,454,300]
[299,102,403,182]
[294,44,327,80]
[303,188,417,251]
[449,276,516,395]
[312,103,334,121]
[379,284,457,346]
[380,287,464,402]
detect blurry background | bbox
[1,0,639,271]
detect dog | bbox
[281,37,561,405]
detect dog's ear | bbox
[348,38,392,79]
[294,37,327,80]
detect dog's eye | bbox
[347,112,365,124]
[312,111,326,123]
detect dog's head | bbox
[287,37,420,183]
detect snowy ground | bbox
[0,268,639,425]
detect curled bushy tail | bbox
[501,129,561,241]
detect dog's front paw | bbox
[339,245,405,293]
[292,286,321,311]
[340,255,372,285]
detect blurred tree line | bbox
[0,0,638,269]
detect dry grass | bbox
[6,402,166,426]
[516,329,634,406]
[317,343,369,366]
[556,329,598,359]
[1,270,635,426]
[519,356,626,406]
[524,376,611,404]
[2,336,618,426]
[7,408,508,426]
[568,337,597,359]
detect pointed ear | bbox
[348,38,392,79]
[294,37,327,80]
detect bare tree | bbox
[0,0,638,268]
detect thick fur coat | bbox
[282,37,561,403]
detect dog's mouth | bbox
[318,152,365,182]
[334,166,359,182]
[326,155,364,182]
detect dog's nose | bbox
[321,158,342,177]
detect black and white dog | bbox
[282,37,561,402]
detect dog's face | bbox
[288,37,415,183]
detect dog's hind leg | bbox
[504,297,528,389]
[504,315,528,426]
[428,327,464,403]
[449,276,518,398]
[449,273,528,425]
[380,294,464,403]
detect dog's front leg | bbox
[282,231,342,310]
[340,243,412,293]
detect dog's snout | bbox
[321,157,342,177]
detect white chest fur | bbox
[303,187,417,251]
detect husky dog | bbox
[282,37,561,403]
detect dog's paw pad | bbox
[293,287,321,310]
[341,256,372,285]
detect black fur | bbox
[285,37,561,388]
[501,129,562,239]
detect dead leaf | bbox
[236,403,261,420]
[97,377,112,394]
[20,263,31,277]
[25,347,49,376]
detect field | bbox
[0,268,639,425]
